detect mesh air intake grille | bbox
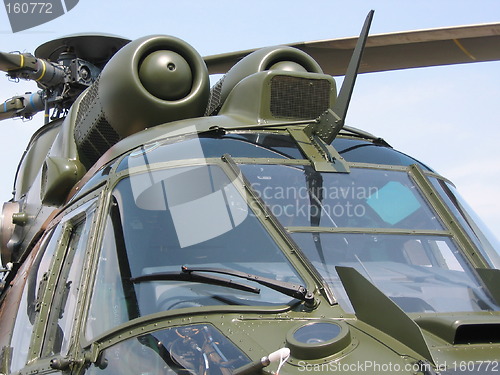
[205,75,225,116]
[270,75,331,119]
[77,118,119,168]
[75,77,120,168]
[76,76,100,125]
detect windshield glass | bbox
[293,232,498,313]
[86,163,305,339]
[241,165,443,230]
[333,137,433,171]
[85,324,251,375]
[431,177,500,268]
[241,164,500,314]
[117,132,433,173]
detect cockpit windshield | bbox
[241,164,500,314]
[86,163,306,339]
[86,133,500,339]
[241,165,443,230]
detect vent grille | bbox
[270,75,331,119]
[205,75,225,116]
[77,118,119,168]
[76,76,100,125]
[454,324,500,345]
[75,77,120,168]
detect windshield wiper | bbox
[181,265,316,307]
[130,269,260,294]
[131,266,316,307]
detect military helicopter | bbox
[0,10,500,375]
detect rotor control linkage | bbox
[0,40,106,123]
[0,51,66,122]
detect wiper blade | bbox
[182,265,316,307]
[130,270,260,294]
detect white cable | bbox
[268,348,290,375]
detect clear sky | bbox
[0,0,499,237]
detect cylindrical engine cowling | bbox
[214,46,324,113]
[98,35,210,138]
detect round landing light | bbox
[286,321,351,360]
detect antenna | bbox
[314,10,374,144]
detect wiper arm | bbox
[181,266,316,308]
[130,270,260,294]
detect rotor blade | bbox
[0,92,45,121]
[204,22,500,76]
[0,97,24,121]
[0,51,65,87]
[0,52,37,72]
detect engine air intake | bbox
[74,77,121,167]
[270,75,332,119]
[71,35,209,169]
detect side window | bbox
[9,228,58,373]
[43,209,94,357]
[431,178,500,268]
[85,212,129,340]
